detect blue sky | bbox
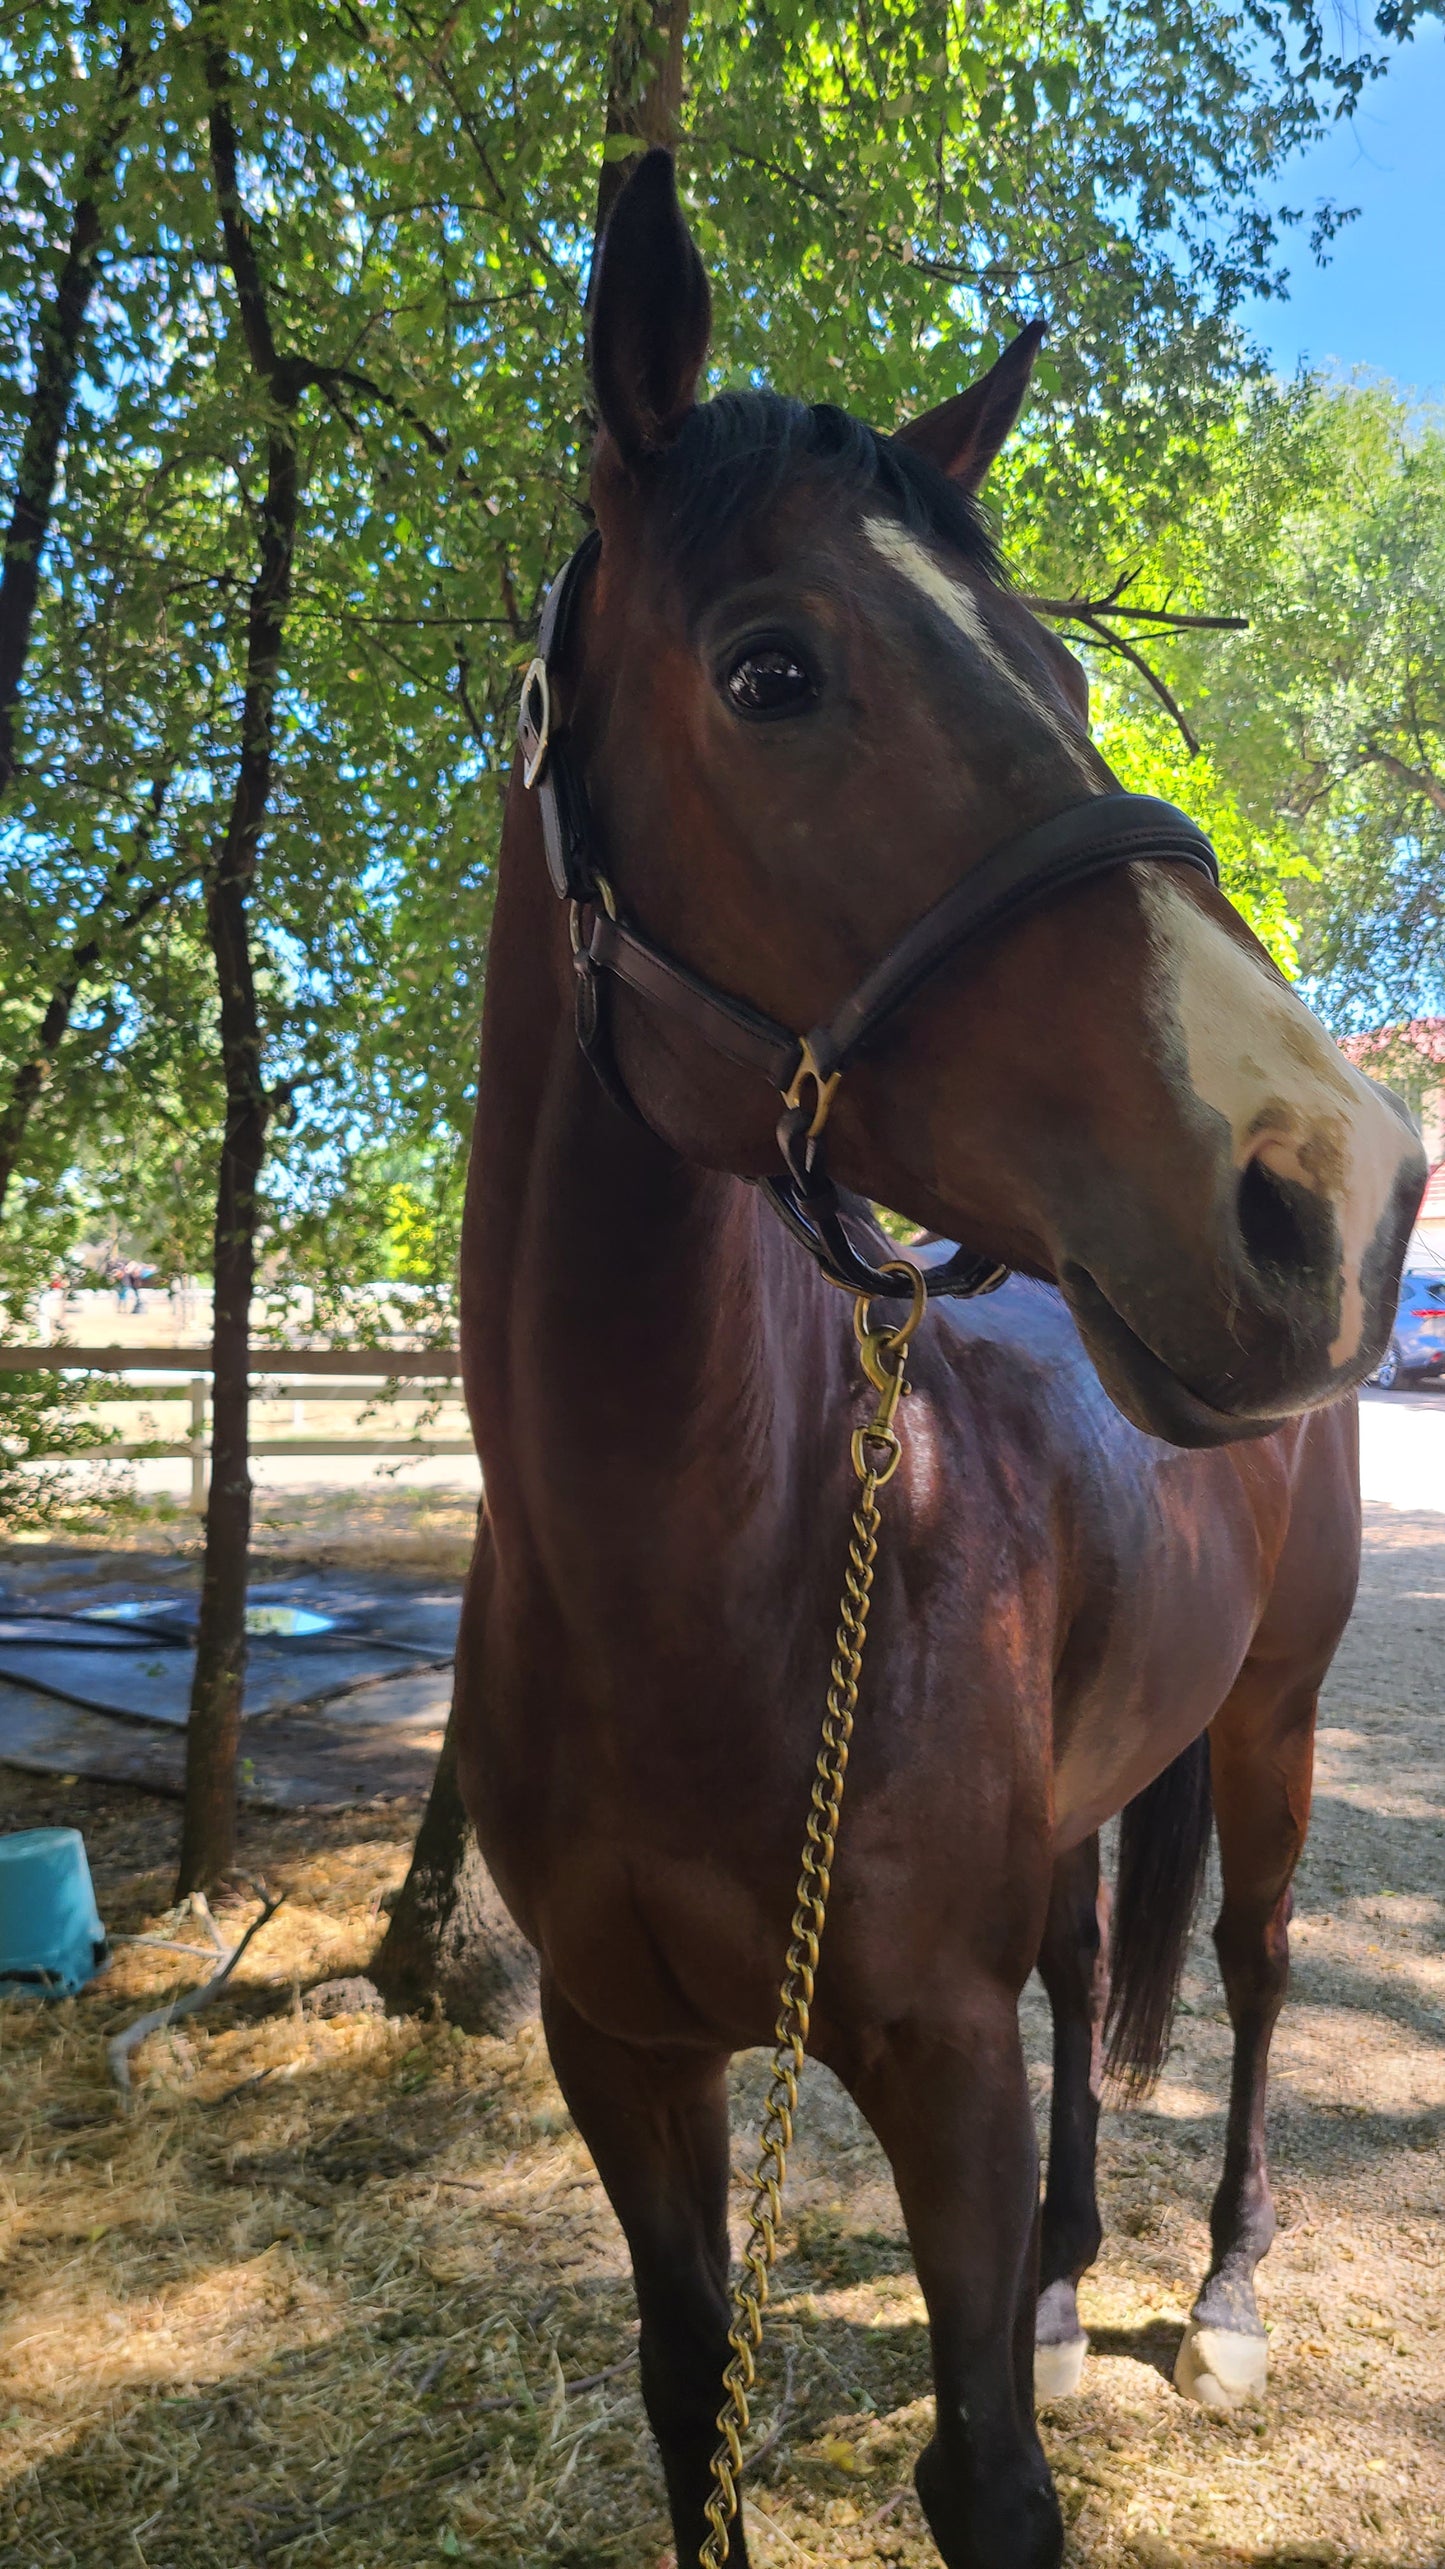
[1241,22,1445,397]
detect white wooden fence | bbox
[0,1344,469,1509]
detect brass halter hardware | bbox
[779,1034,842,1146]
[699,1258,923,2569]
[851,1260,926,1482]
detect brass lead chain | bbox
[699,1260,926,2569]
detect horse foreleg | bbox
[1034,1837,1110,2399]
[1175,1667,1318,2411]
[540,1978,749,2567]
[844,2002,1063,2569]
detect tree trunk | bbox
[593,0,690,253]
[0,29,140,796]
[179,1245,257,1888]
[0,29,145,1217]
[371,0,692,2019]
[177,47,299,1895]
[370,1696,538,2030]
[370,1513,539,2032]
[0,993,79,1221]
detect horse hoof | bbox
[1173,2321,1267,2409]
[1034,2333,1088,2400]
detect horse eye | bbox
[724,646,816,717]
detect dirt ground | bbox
[4,1476,480,1578]
[1,1499,1442,2569]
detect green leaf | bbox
[1039,60,1072,116]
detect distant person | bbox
[37,1273,65,1343]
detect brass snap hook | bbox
[781,1036,842,1144]
[850,1257,925,1484]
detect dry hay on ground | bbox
[2,1504,1443,2567]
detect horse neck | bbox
[463,775,839,1601]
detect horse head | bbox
[565,149,1425,1447]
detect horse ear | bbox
[589,149,711,467]
[892,321,1046,491]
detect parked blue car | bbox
[1370,1270,1445,1388]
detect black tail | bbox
[1104,1731,1213,2099]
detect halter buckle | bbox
[781,1037,842,1143]
[519,656,552,790]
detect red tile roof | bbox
[1341,1018,1445,1069]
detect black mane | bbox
[653,390,1005,583]
[653,385,1002,588]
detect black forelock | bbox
[651,389,1005,584]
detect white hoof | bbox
[1173,2322,1267,2409]
[1034,2334,1088,2400]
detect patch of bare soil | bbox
[1,1502,1441,2567]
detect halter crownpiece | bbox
[519,530,1221,1301]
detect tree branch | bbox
[0,21,144,794]
[1020,594,1251,756]
[1021,595,1248,634]
[1059,614,1203,755]
[313,367,549,619]
[0,773,185,1221]
[452,642,491,750]
[314,363,451,463]
[203,35,288,395]
[1360,742,1445,816]
[107,1891,285,2098]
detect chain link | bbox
[699,1265,922,2568]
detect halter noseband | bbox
[518,527,1221,1301]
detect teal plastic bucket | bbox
[0,1828,107,1998]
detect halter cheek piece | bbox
[519,526,1221,1302]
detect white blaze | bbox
[1140,873,1413,1368]
[864,517,1096,785]
[865,513,1417,1374]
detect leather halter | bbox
[518,526,1221,1301]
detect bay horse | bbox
[454,151,1424,2569]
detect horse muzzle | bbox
[1059,1136,1427,1448]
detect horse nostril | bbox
[1235,1152,1318,1281]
